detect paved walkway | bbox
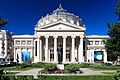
[80,68,116,75]
[16,68,43,79]
[15,68,117,79]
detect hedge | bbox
[65,64,80,72]
[0,75,34,80]
[38,75,115,80]
[0,75,115,80]
[1,75,15,80]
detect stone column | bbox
[45,35,49,62]
[19,48,22,63]
[71,35,76,63]
[103,50,107,63]
[37,36,40,62]
[54,35,58,63]
[39,37,42,62]
[78,35,84,63]
[63,35,67,63]
[13,48,16,62]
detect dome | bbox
[36,4,85,28]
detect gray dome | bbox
[36,4,85,27]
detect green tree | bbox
[0,16,8,29]
[105,0,120,61]
[106,22,120,61]
[116,0,120,20]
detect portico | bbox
[34,34,85,63]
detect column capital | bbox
[53,35,58,38]
[45,35,49,38]
[71,35,76,38]
[62,35,67,38]
[80,35,84,38]
[37,35,41,38]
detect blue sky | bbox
[0,0,118,35]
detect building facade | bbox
[0,30,13,64]
[11,5,108,64]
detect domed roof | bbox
[36,4,85,28]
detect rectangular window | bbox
[35,41,37,56]
[95,41,99,45]
[89,41,93,45]
[27,40,31,45]
[101,41,104,45]
[16,40,20,45]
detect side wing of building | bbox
[12,35,35,63]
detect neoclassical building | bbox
[0,30,13,64]
[12,5,108,64]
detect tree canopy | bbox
[0,16,8,29]
[106,22,120,61]
[106,0,120,61]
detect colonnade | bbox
[36,35,84,63]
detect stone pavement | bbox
[15,68,117,79]
[80,68,117,75]
[16,68,43,79]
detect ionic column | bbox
[78,35,84,63]
[71,35,76,63]
[54,35,58,63]
[19,48,22,63]
[37,36,40,62]
[13,48,16,62]
[45,35,49,62]
[37,35,42,62]
[103,50,107,63]
[63,35,67,63]
[39,37,42,62]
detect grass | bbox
[102,72,116,75]
[1,66,33,71]
[2,72,19,76]
[38,75,115,80]
[1,62,120,71]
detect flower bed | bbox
[39,69,84,74]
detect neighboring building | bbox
[12,35,34,63]
[7,5,109,64]
[0,30,13,64]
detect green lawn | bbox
[102,72,116,75]
[1,66,33,71]
[37,75,115,80]
[3,72,19,76]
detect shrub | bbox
[44,63,57,71]
[114,70,120,80]
[31,62,48,68]
[38,75,114,80]
[0,68,4,74]
[65,64,80,72]
[17,75,33,80]
[20,62,31,68]
[79,63,91,68]
[2,75,15,80]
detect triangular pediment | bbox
[35,21,86,31]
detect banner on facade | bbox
[21,52,30,62]
[94,51,103,61]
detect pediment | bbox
[35,21,86,31]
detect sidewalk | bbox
[15,68,117,79]
[16,68,43,79]
[80,68,116,75]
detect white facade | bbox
[0,30,13,64]
[11,5,108,64]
